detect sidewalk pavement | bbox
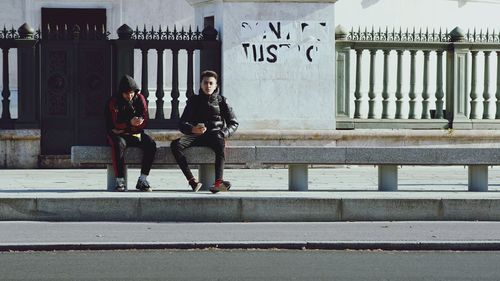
[3,165,500,192]
[2,166,500,251]
[1,166,500,222]
[1,221,500,251]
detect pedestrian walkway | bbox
[3,166,500,192]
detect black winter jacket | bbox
[105,75,148,134]
[179,89,238,137]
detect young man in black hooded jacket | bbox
[171,70,238,193]
[105,75,157,192]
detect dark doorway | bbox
[40,8,111,155]
[42,8,106,38]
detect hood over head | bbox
[117,75,140,97]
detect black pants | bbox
[170,131,225,181]
[107,132,157,178]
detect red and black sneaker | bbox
[210,180,231,194]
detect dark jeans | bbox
[170,131,225,181]
[107,132,157,178]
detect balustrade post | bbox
[395,50,404,119]
[335,25,351,126]
[482,51,491,119]
[435,50,445,119]
[186,49,195,99]
[155,49,165,120]
[1,47,11,124]
[496,51,500,119]
[368,49,377,119]
[140,48,149,105]
[170,49,180,120]
[381,50,390,119]
[353,49,363,119]
[446,27,471,129]
[408,50,417,119]
[469,51,479,119]
[15,23,38,128]
[421,50,430,119]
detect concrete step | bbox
[2,192,500,222]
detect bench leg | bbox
[289,164,308,191]
[107,164,127,192]
[468,165,488,192]
[378,165,398,191]
[198,164,215,191]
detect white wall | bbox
[336,0,500,30]
[192,1,337,130]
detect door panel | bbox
[76,41,111,146]
[40,40,111,155]
[41,42,76,155]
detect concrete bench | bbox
[256,146,500,192]
[72,146,500,192]
[71,146,256,191]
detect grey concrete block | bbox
[0,198,140,221]
[256,146,346,164]
[0,198,38,220]
[72,146,256,165]
[442,199,500,220]
[241,198,341,222]
[35,198,140,221]
[346,147,500,165]
[138,197,242,222]
[342,199,442,221]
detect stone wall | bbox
[0,130,40,168]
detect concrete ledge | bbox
[71,146,256,165]
[346,147,500,165]
[2,193,500,222]
[256,146,345,164]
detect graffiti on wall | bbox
[240,21,329,63]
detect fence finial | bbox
[202,25,218,41]
[18,23,34,39]
[117,24,133,40]
[450,26,465,42]
[335,25,347,40]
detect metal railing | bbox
[0,23,221,130]
[0,23,38,129]
[114,24,221,129]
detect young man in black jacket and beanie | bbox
[105,75,157,192]
[171,70,238,193]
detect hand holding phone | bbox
[192,123,206,135]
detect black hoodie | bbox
[105,75,148,134]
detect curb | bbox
[2,241,500,252]
[2,196,500,221]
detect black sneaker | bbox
[189,179,202,192]
[115,182,126,192]
[210,180,231,194]
[136,179,152,192]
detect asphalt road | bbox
[1,249,500,280]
